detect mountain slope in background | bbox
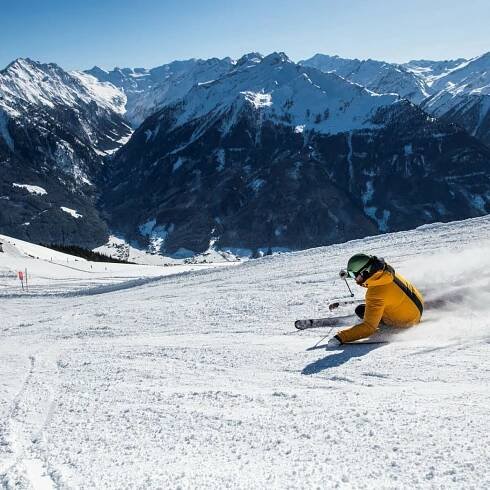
[402,58,467,85]
[300,54,430,104]
[0,58,132,247]
[420,53,490,147]
[303,52,490,149]
[86,57,234,127]
[1,52,490,256]
[104,53,490,255]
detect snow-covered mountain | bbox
[2,52,490,255]
[104,52,490,256]
[302,52,490,148]
[167,52,400,135]
[300,54,430,104]
[424,52,490,93]
[1,58,125,121]
[0,58,132,247]
[420,53,490,146]
[86,57,234,127]
[0,58,131,154]
[402,58,467,86]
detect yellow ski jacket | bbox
[337,267,424,343]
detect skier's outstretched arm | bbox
[336,293,385,343]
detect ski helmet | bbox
[346,253,374,278]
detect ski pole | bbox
[339,269,354,297]
[312,326,335,348]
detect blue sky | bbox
[1,0,489,70]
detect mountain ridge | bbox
[1,52,490,256]
[104,53,490,254]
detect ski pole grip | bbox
[339,269,348,279]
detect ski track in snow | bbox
[1,216,490,488]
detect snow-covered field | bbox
[0,234,233,297]
[1,216,490,489]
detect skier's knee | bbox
[355,304,365,319]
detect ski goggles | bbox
[346,265,370,280]
[340,268,366,280]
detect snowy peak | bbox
[300,53,430,104]
[234,52,264,68]
[0,57,126,116]
[86,65,152,91]
[1,57,77,110]
[402,58,468,85]
[300,52,490,148]
[261,52,292,65]
[299,53,362,74]
[3,57,62,76]
[401,52,490,96]
[86,65,110,77]
[417,52,490,146]
[165,52,400,136]
[429,51,490,95]
[0,56,131,158]
[87,57,235,126]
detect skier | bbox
[327,254,424,347]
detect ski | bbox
[294,314,355,330]
[344,341,388,344]
[306,340,388,351]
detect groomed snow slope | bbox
[1,216,490,488]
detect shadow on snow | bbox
[302,343,385,375]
